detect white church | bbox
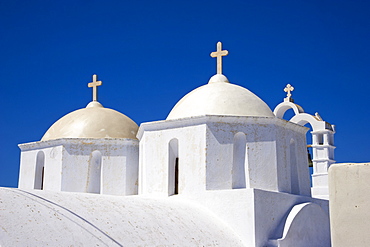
[1,42,367,247]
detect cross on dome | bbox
[88,74,102,101]
[284,84,294,102]
[210,42,228,74]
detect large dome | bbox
[41,101,138,141]
[167,74,274,120]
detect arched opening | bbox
[304,123,313,165]
[174,158,179,194]
[273,101,305,119]
[293,116,328,185]
[168,138,179,195]
[281,108,296,121]
[317,133,324,145]
[34,151,45,190]
[303,124,314,186]
[87,150,102,194]
[232,132,247,189]
[290,139,300,194]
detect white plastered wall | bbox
[18,138,139,196]
[205,117,310,195]
[138,115,311,197]
[329,163,370,247]
[138,121,207,196]
[19,145,63,191]
[177,188,329,247]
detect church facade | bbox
[1,42,334,246]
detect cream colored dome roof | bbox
[41,101,138,141]
[167,74,274,120]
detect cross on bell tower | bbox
[88,74,102,102]
[284,84,294,102]
[210,41,228,74]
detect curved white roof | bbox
[167,74,274,120]
[41,101,138,141]
[0,188,243,246]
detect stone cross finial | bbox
[210,41,228,74]
[88,74,102,101]
[284,84,294,102]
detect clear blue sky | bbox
[1,0,369,187]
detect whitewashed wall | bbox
[18,138,139,196]
[138,115,311,197]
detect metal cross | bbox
[88,74,102,101]
[210,41,228,74]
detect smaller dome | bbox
[167,74,274,120]
[41,101,138,141]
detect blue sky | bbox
[1,0,369,187]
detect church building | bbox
[0,42,334,246]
